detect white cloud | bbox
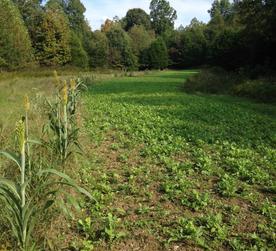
[83,0,213,30]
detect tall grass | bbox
[44,72,84,163]
[0,77,92,250]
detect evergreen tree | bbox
[0,0,34,69]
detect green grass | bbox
[0,70,275,250]
[82,70,276,250]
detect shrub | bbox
[184,67,241,94]
[232,79,276,103]
[183,67,276,103]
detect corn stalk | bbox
[44,76,85,164]
[24,95,31,174]
[0,90,92,251]
[62,82,68,162]
[0,101,92,250]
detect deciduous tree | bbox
[90,31,109,68]
[69,31,89,68]
[106,26,137,70]
[150,0,177,35]
[35,2,71,66]
[128,25,155,58]
[147,37,169,70]
[124,8,151,31]
[0,0,34,69]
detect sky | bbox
[82,0,214,30]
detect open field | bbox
[0,70,275,250]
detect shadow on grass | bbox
[88,71,276,147]
[112,94,275,147]
[89,72,191,95]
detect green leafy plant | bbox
[135,203,150,215]
[165,218,205,247]
[78,217,93,239]
[103,213,126,242]
[78,213,125,246]
[217,174,238,197]
[181,190,210,211]
[260,198,276,221]
[200,213,228,241]
[81,240,94,251]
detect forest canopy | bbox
[0,0,275,72]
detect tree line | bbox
[0,0,275,72]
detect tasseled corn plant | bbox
[44,72,85,163]
[0,99,92,250]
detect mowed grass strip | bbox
[82,70,276,250]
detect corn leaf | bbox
[0,151,21,170]
[38,169,93,201]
